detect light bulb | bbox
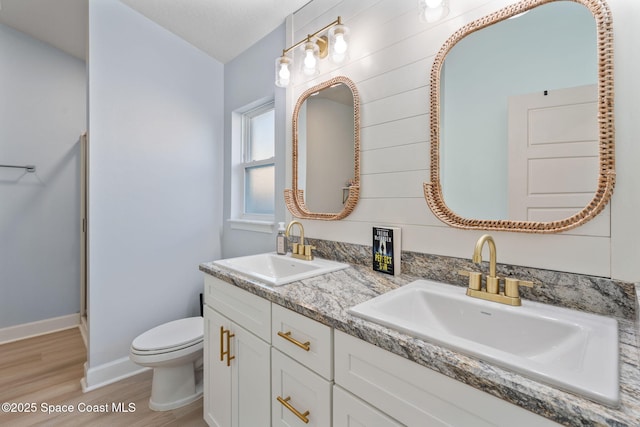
[329,23,350,64]
[275,55,291,87]
[304,49,316,70]
[279,63,290,81]
[423,6,445,22]
[333,33,347,54]
[425,0,443,8]
[302,41,319,76]
[419,0,449,23]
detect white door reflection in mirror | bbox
[507,85,598,222]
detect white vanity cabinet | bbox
[203,276,271,427]
[334,330,561,427]
[271,304,333,426]
[204,274,562,427]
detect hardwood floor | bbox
[0,328,206,427]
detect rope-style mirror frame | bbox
[285,76,360,220]
[424,0,615,233]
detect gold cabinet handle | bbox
[276,396,310,424]
[219,326,225,362]
[277,331,310,351]
[219,326,235,367]
[225,329,235,367]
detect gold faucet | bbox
[285,220,315,261]
[473,234,499,293]
[459,234,534,306]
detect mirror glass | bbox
[425,0,615,233]
[442,1,596,221]
[298,83,354,212]
[286,76,360,220]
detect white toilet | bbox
[129,316,204,411]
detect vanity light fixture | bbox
[275,16,350,88]
[419,0,450,23]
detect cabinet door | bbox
[272,348,332,427]
[204,305,232,427]
[232,322,271,427]
[333,385,403,427]
[205,305,271,427]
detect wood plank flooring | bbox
[0,328,206,427]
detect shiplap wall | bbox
[284,0,640,281]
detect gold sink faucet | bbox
[285,220,315,261]
[459,234,534,306]
[473,234,499,293]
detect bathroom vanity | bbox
[200,257,640,426]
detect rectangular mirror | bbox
[424,0,615,233]
[285,76,361,220]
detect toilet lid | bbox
[132,316,203,352]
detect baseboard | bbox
[0,314,80,344]
[81,357,149,392]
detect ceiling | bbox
[0,0,310,63]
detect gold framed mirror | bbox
[424,0,614,233]
[285,76,360,220]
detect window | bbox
[229,100,275,232]
[243,103,275,216]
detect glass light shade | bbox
[328,24,350,64]
[275,55,292,87]
[301,40,320,76]
[419,0,449,23]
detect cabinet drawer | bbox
[333,385,403,427]
[272,304,332,379]
[204,274,271,342]
[272,348,332,427]
[334,330,561,427]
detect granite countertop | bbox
[199,261,640,427]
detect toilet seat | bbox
[131,317,203,354]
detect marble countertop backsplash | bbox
[307,238,637,321]
[200,239,640,426]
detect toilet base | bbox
[148,362,203,411]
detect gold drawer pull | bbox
[277,396,310,424]
[277,331,310,351]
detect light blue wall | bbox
[221,24,288,258]
[87,0,223,371]
[442,2,597,219]
[0,23,86,328]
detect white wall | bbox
[86,0,223,382]
[286,0,640,282]
[221,24,288,258]
[0,23,86,328]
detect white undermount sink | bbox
[213,252,349,286]
[348,279,619,406]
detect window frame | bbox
[229,99,276,233]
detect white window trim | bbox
[229,99,275,234]
[227,218,275,234]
